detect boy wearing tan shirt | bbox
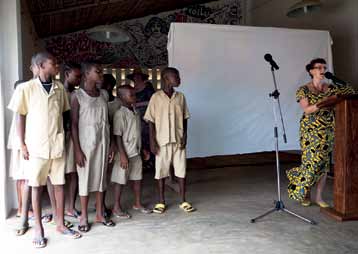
[8,52,81,248]
[144,67,196,214]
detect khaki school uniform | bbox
[144,90,190,179]
[75,88,110,196]
[111,106,142,185]
[7,78,70,187]
[7,113,28,180]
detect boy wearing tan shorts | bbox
[144,67,196,214]
[111,85,152,218]
[8,52,81,248]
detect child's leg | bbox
[132,180,142,208]
[95,192,105,221]
[79,196,89,226]
[65,172,78,215]
[53,185,67,232]
[47,178,57,219]
[16,180,23,215]
[17,181,31,232]
[158,178,166,204]
[177,177,186,203]
[32,186,44,239]
[113,184,125,213]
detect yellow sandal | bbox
[153,203,166,214]
[179,202,196,213]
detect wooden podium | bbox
[320,95,358,221]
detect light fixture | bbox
[286,0,322,18]
[87,25,130,43]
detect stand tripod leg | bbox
[282,208,316,225]
[250,207,277,223]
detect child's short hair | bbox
[161,67,179,80]
[63,61,81,74]
[117,84,134,98]
[32,51,55,67]
[81,62,99,74]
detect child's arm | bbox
[149,122,160,155]
[116,135,129,170]
[17,114,29,160]
[70,95,86,168]
[108,116,117,164]
[180,119,188,150]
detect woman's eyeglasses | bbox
[313,66,327,70]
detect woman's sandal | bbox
[316,201,330,208]
[78,224,90,233]
[15,226,29,236]
[153,203,166,214]
[301,200,312,207]
[179,202,196,213]
[32,237,47,248]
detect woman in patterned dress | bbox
[287,58,355,207]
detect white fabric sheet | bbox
[167,23,333,158]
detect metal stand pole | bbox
[250,66,316,225]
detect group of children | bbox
[7,51,196,248]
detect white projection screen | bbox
[167,23,333,158]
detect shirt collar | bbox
[159,89,177,99]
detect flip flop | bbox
[42,214,53,223]
[49,219,74,228]
[60,228,82,239]
[153,203,166,214]
[133,206,152,214]
[65,210,81,219]
[179,202,196,213]
[316,201,330,208]
[301,200,312,207]
[112,210,132,219]
[32,237,47,248]
[78,224,90,233]
[15,226,29,236]
[96,219,116,227]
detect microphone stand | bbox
[250,66,316,225]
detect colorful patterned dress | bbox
[287,84,355,201]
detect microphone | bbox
[264,54,279,70]
[324,72,347,86]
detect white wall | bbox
[246,0,358,88]
[0,0,22,220]
[20,0,45,80]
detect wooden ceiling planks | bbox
[25,0,214,38]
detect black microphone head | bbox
[324,72,333,79]
[264,54,272,62]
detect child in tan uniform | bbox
[144,67,196,214]
[111,85,152,218]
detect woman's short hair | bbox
[306,58,326,78]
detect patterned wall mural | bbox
[44,0,244,68]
